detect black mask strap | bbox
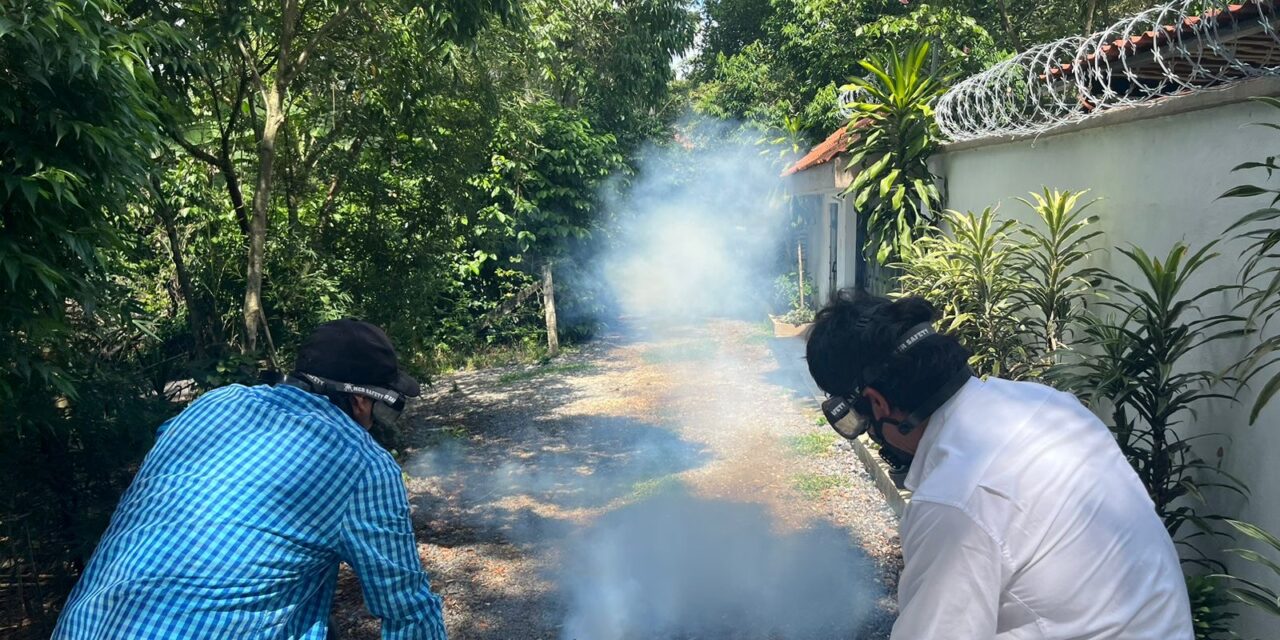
[281,371,405,411]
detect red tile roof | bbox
[782,119,870,176]
[1046,2,1278,79]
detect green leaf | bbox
[1219,184,1271,199]
[1227,586,1280,617]
[1227,519,1280,552]
[1249,372,1280,423]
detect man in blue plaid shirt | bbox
[53,319,447,639]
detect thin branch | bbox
[237,38,269,103]
[169,131,222,167]
[302,119,348,171]
[285,2,357,86]
[226,71,250,134]
[313,133,366,236]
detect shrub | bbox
[840,41,951,264]
[1015,188,1103,360]
[894,190,1101,380]
[1050,243,1247,563]
[1219,519,1280,619]
[774,272,814,314]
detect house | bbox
[780,120,877,305]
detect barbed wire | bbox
[935,0,1280,142]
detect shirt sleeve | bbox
[338,459,447,640]
[891,501,1005,640]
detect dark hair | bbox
[805,289,970,412]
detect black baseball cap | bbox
[295,319,421,397]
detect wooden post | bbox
[797,240,806,310]
[542,262,560,357]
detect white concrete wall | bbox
[934,94,1280,638]
[840,195,858,290]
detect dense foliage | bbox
[691,0,999,141]
[896,190,1101,380]
[1,0,694,629]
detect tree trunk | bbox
[542,262,560,357]
[797,240,806,311]
[243,83,285,355]
[151,175,209,358]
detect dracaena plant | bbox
[1051,243,1247,563]
[1219,96,1280,423]
[1217,519,1280,619]
[840,40,952,266]
[896,207,1036,379]
[1212,95,1280,627]
[1015,189,1104,361]
[895,191,1102,381]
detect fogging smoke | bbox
[560,490,879,640]
[554,118,882,639]
[405,116,884,640]
[602,118,791,319]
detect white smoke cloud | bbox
[558,489,880,640]
[556,117,883,639]
[600,117,792,320]
[405,115,885,640]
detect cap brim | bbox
[390,369,422,397]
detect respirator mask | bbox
[282,371,407,428]
[819,321,973,475]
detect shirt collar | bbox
[903,376,982,492]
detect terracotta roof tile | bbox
[1046,2,1274,80]
[781,118,871,177]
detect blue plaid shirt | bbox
[52,384,446,640]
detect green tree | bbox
[150,0,518,355]
[1,0,176,625]
[841,40,951,265]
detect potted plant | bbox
[771,273,815,337]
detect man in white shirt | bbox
[806,290,1193,639]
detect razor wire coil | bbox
[935,0,1280,142]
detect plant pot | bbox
[770,315,813,338]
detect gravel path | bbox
[330,318,901,639]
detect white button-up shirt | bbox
[891,377,1193,640]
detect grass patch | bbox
[497,362,595,385]
[785,431,839,457]
[791,473,851,500]
[642,341,718,364]
[630,474,683,500]
[418,424,470,448]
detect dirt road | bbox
[330,319,901,639]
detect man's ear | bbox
[349,395,375,429]
[862,386,892,420]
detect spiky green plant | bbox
[896,207,1035,379]
[1219,519,1280,618]
[1219,96,1280,422]
[1052,243,1247,560]
[1015,188,1103,360]
[840,41,952,265]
